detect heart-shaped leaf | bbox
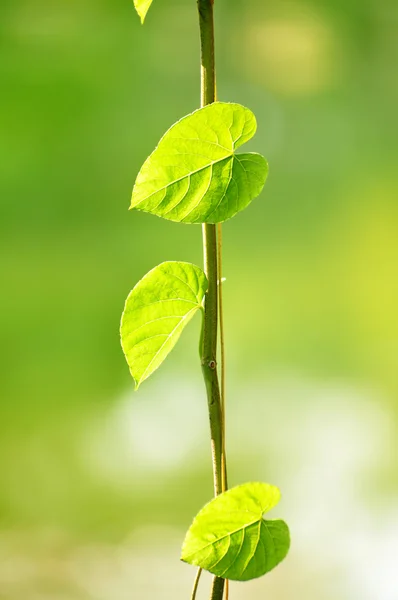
[133,0,153,23]
[181,482,290,581]
[131,103,268,224]
[121,261,208,388]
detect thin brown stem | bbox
[217,225,229,600]
[217,222,228,494]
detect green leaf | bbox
[181,482,290,581]
[120,261,208,389]
[131,103,268,224]
[133,0,153,23]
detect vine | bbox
[121,1,291,598]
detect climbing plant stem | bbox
[217,222,227,494]
[190,568,202,600]
[217,224,228,600]
[198,1,226,600]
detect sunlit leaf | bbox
[131,103,268,224]
[133,0,153,23]
[181,482,290,581]
[120,261,207,388]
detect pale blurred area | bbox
[1,0,398,598]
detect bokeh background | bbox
[1,0,398,598]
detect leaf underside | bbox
[131,102,268,224]
[133,0,153,23]
[120,261,208,388]
[181,482,290,581]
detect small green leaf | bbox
[120,261,208,389]
[133,0,153,23]
[181,482,290,581]
[131,103,268,224]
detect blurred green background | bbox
[1,0,398,598]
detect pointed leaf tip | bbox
[133,0,153,23]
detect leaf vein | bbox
[183,517,261,561]
[133,156,232,207]
[138,306,198,381]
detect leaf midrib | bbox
[137,305,199,384]
[132,154,233,207]
[183,515,262,560]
